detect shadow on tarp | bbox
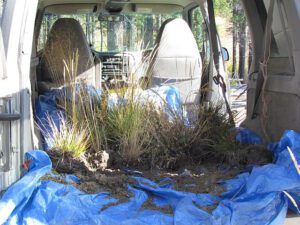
[1,130,300,224]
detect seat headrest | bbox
[154,18,201,59]
[41,18,94,83]
[150,18,202,104]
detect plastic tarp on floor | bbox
[1,130,300,224]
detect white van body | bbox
[0,0,39,191]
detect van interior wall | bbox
[242,0,300,142]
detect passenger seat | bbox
[39,18,99,92]
[149,18,202,105]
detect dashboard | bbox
[93,51,149,83]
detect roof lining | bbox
[39,0,194,10]
[43,2,185,15]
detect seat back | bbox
[40,18,95,89]
[150,18,202,105]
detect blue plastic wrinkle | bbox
[64,174,81,184]
[235,127,262,145]
[2,131,300,224]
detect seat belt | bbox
[251,0,275,119]
[207,0,234,125]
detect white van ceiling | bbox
[39,0,195,13]
[45,3,184,15]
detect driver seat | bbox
[150,18,202,105]
[39,18,97,92]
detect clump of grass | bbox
[59,49,107,155]
[62,84,107,153]
[52,45,151,166]
[41,113,90,158]
[145,104,209,169]
[144,102,250,169]
[199,104,248,165]
[40,46,107,164]
[106,98,152,165]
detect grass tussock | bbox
[144,103,247,169]
[41,113,90,158]
[106,100,152,164]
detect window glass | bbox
[38,12,182,52]
[190,7,210,65]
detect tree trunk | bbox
[232,5,238,78]
[86,14,91,44]
[125,16,133,50]
[107,21,117,51]
[247,29,252,72]
[155,15,161,40]
[100,21,103,51]
[91,16,95,45]
[232,27,237,78]
[238,17,247,81]
[143,16,154,49]
[45,14,52,45]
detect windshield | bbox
[38,12,182,53]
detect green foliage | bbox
[214,0,246,26]
[227,60,234,74]
[191,7,205,51]
[214,0,233,18]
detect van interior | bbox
[1,0,300,224]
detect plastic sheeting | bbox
[235,127,262,145]
[1,130,300,224]
[35,92,65,150]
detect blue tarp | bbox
[35,91,65,150]
[235,127,262,145]
[1,130,300,224]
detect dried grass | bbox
[39,113,89,158]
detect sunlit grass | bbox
[41,113,90,158]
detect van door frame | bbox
[184,1,231,107]
[0,0,39,191]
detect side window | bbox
[190,7,210,66]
